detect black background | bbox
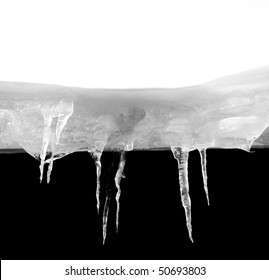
[1,148,268,260]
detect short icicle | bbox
[114,150,126,232]
[171,146,194,243]
[198,148,210,206]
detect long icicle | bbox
[198,148,210,206]
[91,149,103,214]
[114,151,126,232]
[171,146,193,243]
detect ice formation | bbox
[115,150,127,232]
[171,146,193,242]
[198,148,209,206]
[0,66,269,243]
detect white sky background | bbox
[0,0,268,88]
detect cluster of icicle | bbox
[37,103,209,244]
[91,148,127,243]
[88,146,209,244]
[41,144,209,244]
[171,147,209,242]
[55,145,208,244]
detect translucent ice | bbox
[54,100,74,145]
[38,100,74,183]
[39,107,53,183]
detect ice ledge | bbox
[0,66,269,158]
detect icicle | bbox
[198,148,210,206]
[114,150,126,232]
[91,149,103,214]
[171,146,193,243]
[39,160,45,183]
[90,140,106,214]
[39,108,53,183]
[46,156,54,184]
[41,101,73,183]
[102,190,111,244]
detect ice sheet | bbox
[0,66,268,157]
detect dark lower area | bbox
[0,148,268,260]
